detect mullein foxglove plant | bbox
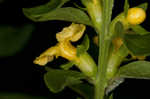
[23,0,150,99]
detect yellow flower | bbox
[126,8,146,25]
[33,23,86,66]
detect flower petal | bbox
[59,40,77,61]
[56,23,86,42]
[33,46,59,66]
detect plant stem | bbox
[82,0,114,99]
[94,0,115,98]
[95,30,111,99]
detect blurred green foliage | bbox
[0,24,35,57]
[0,93,47,99]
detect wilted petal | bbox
[33,46,59,66]
[56,23,86,42]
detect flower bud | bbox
[126,8,146,25]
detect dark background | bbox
[0,0,150,99]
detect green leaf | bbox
[82,34,90,50]
[124,0,129,17]
[23,0,69,15]
[70,83,94,99]
[77,34,90,57]
[123,33,150,56]
[130,25,150,35]
[73,3,86,11]
[23,7,92,26]
[44,68,85,93]
[77,45,86,57]
[0,93,47,99]
[137,2,148,11]
[0,24,34,57]
[118,61,150,79]
[60,62,74,70]
[114,21,124,37]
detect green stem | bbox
[82,0,114,99]
[94,0,114,98]
[95,33,111,99]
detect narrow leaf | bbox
[131,25,150,35]
[114,21,124,37]
[102,0,114,36]
[118,61,150,79]
[77,45,86,57]
[73,3,86,11]
[123,33,150,56]
[23,0,69,15]
[60,62,74,70]
[77,34,90,57]
[82,34,90,50]
[137,2,148,11]
[0,24,34,57]
[124,0,129,17]
[44,68,85,93]
[23,7,92,26]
